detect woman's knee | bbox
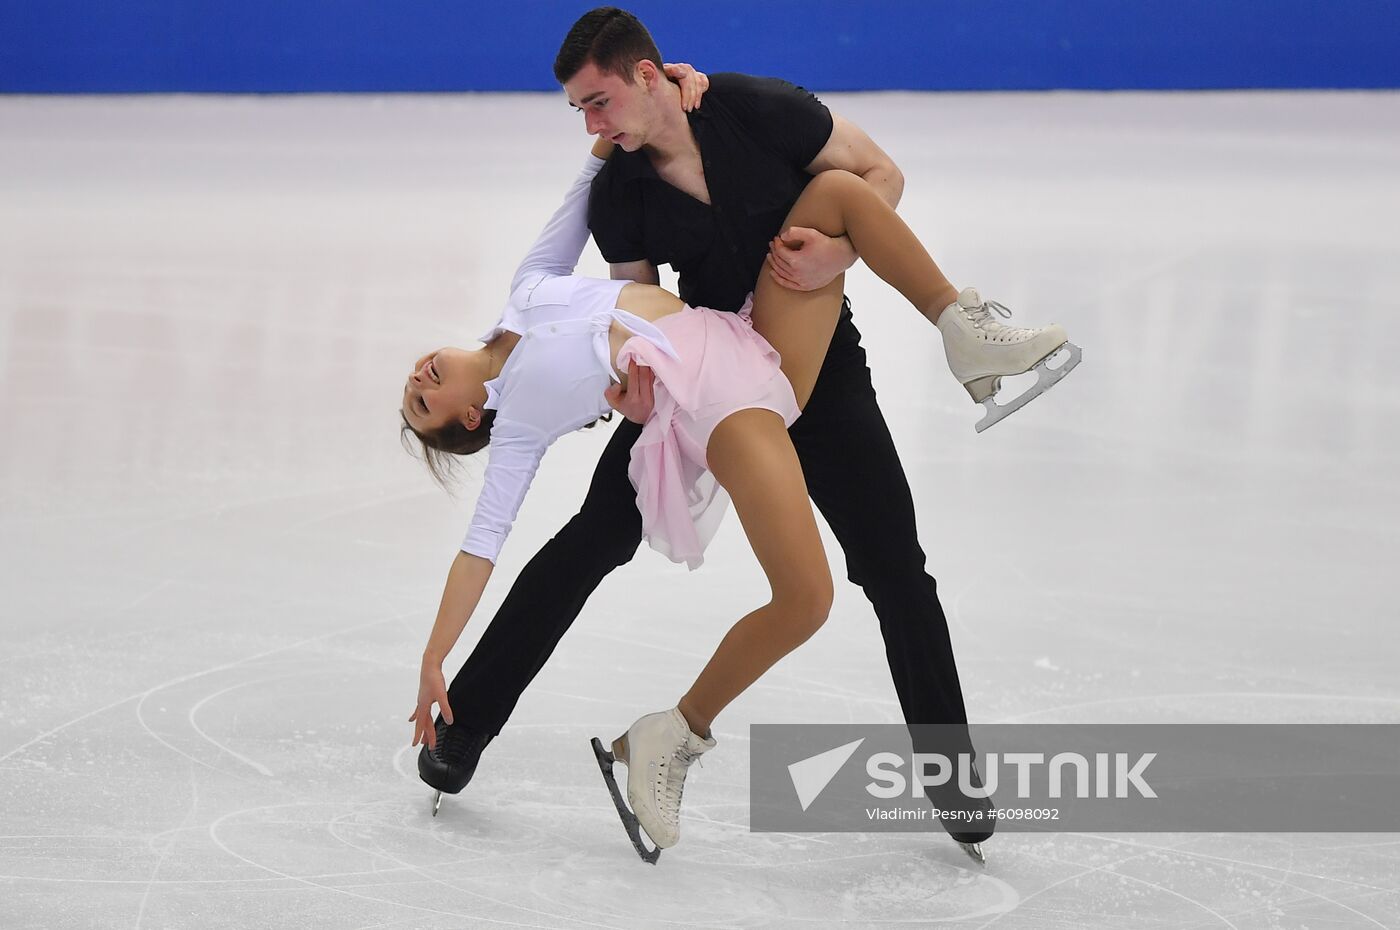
[773,569,835,641]
[805,168,865,204]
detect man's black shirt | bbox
[587,72,834,314]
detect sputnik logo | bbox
[787,738,866,811]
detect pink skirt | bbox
[616,298,799,570]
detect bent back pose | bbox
[411,7,1077,866]
[404,150,1074,862]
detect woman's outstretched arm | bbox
[411,551,494,750]
[507,154,608,294]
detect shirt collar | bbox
[608,146,658,184]
[483,374,503,411]
[607,109,709,185]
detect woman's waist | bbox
[613,281,685,323]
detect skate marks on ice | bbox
[992,690,1400,725]
[519,830,1020,926]
[0,609,419,774]
[967,834,1400,930]
[3,91,1399,928]
[205,799,631,930]
[394,724,1020,925]
[961,686,1400,928]
[391,713,1398,927]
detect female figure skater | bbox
[402,137,1077,857]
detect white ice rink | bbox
[2,91,1398,928]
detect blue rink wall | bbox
[3,0,1398,93]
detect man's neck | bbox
[641,81,697,163]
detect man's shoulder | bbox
[705,72,828,132]
[707,71,801,101]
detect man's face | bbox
[563,61,655,151]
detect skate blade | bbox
[431,790,442,817]
[590,737,662,865]
[974,341,1082,433]
[958,841,986,866]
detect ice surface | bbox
[2,91,1398,928]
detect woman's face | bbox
[402,347,483,432]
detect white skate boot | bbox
[591,707,715,861]
[936,287,1082,432]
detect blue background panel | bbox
[3,1,1399,93]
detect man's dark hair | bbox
[554,7,664,85]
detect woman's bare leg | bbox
[673,171,987,731]
[787,169,960,318]
[675,407,834,737]
[750,169,962,408]
[678,172,956,726]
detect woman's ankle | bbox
[676,697,713,740]
[922,284,961,325]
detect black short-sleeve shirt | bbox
[587,72,834,314]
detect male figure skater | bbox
[422,6,999,862]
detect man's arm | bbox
[806,114,904,209]
[768,114,906,291]
[610,259,660,285]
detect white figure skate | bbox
[936,287,1082,432]
[590,707,715,863]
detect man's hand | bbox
[767,227,858,291]
[604,360,656,424]
[663,62,710,112]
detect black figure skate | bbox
[928,758,995,866]
[418,718,491,817]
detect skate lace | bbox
[965,297,1046,344]
[435,724,479,767]
[656,745,703,825]
[965,299,1014,331]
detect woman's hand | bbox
[409,656,454,751]
[663,62,710,112]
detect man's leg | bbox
[789,305,967,725]
[446,418,646,738]
[789,304,992,845]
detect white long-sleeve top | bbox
[461,155,678,563]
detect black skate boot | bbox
[418,717,491,816]
[929,760,995,866]
[946,820,994,866]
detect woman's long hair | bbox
[399,409,497,491]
